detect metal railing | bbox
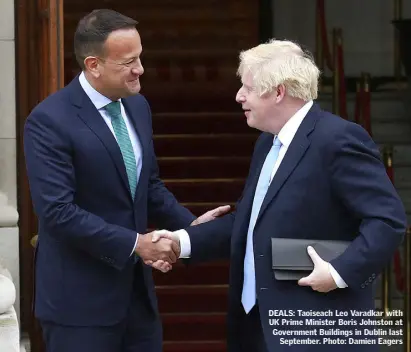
[315,0,347,118]
[381,147,410,351]
[393,0,403,82]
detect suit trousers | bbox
[40,264,162,352]
[229,304,268,352]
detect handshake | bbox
[134,229,179,273]
[134,205,231,273]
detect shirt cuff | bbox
[329,263,348,288]
[130,233,139,256]
[174,229,191,258]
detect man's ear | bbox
[275,84,286,103]
[84,56,101,78]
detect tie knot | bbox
[273,136,282,147]
[104,101,122,118]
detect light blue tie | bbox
[105,101,138,200]
[242,136,282,313]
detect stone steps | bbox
[157,285,228,314]
[163,178,244,203]
[158,156,250,179]
[153,134,257,157]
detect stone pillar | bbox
[0,0,20,321]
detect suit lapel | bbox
[245,136,273,208]
[69,78,131,196]
[256,136,310,223]
[255,105,320,224]
[232,135,273,244]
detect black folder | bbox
[271,238,350,280]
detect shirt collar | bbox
[276,100,313,148]
[79,71,120,110]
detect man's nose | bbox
[236,91,245,103]
[132,65,144,76]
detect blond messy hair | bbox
[237,39,320,101]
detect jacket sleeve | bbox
[328,122,407,289]
[185,212,235,263]
[24,110,137,270]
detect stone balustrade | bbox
[0,191,21,351]
[0,192,18,228]
[0,262,19,351]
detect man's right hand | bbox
[144,230,180,273]
[135,230,180,265]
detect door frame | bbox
[16,0,41,336]
[15,0,64,349]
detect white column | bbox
[0,0,20,322]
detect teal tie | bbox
[104,101,137,199]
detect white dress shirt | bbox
[176,100,348,288]
[79,72,142,255]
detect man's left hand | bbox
[191,205,231,226]
[298,246,337,293]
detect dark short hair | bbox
[74,9,138,69]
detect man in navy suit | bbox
[23,9,229,352]
[151,40,407,351]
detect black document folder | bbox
[271,238,350,280]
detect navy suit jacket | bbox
[24,77,195,326]
[186,104,406,352]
